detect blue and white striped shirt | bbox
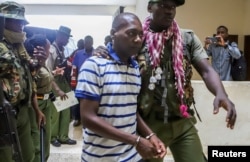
[75,52,141,162]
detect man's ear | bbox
[110,28,116,39]
[147,3,153,13]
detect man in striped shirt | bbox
[75,12,166,162]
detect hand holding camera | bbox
[205,35,227,48]
[206,37,218,44]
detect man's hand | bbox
[52,66,65,76]
[93,45,110,59]
[213,96,237,129]
[204,37,213,45]
[57,90,68,100]
[33,46,47,63]
[136,137,160,159]
[148,135,167,159]
[204,37,213,50]
[215,35,226,47]
[36,109,46,129]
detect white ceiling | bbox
[15,0,136,6]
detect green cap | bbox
[0,1,29,25]
[149,0,185,6]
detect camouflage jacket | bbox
[0,39,33,106]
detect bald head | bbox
[110,12,143,62]
[112,12,141,31]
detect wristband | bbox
[145,133,155,140]
[134,136,141,148]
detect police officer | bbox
[46,26,77,147]
[24,34,67,161]
[0,1,45,162]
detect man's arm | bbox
[80,98,158,159]
[136,113,166,158]
[227,42,241,59]
[51,81,67,100]
[194,58,236,129]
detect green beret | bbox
[149,0,185,6]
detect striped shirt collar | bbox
[107,43,138,68]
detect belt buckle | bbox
[44,94,49,100]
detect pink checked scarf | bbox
[143,16,189,118]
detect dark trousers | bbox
[71,98,80,120]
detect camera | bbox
[207,37,218,43]
[57,58,68,68]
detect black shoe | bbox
[51,139,61,147]
[59,138,77,145]
[73,120,81,127]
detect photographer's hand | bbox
[204,37,212,50]
[216,35,226,47]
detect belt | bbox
[37,93,51,100]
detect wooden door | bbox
[228,35,238,44]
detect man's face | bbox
[112,17,143,57]
[84,38,93,51]
[216,27,228,40]
[77,40,84,49]
[5,18,25,33]
[59,34,70,46]
[148,0,176,30]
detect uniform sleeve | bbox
[190,33,208,64]
[228,42,241,59]
[46,46,57,71]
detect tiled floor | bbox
[48,121,174,162]
[48,121,82,162]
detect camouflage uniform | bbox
[0,2,38,162]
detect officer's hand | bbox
[36,109,46,129]
[213,96,237,129]
[33,46,47,62]
[57,90,68,100]
[93,46,110,59]
[53,66,65,76]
